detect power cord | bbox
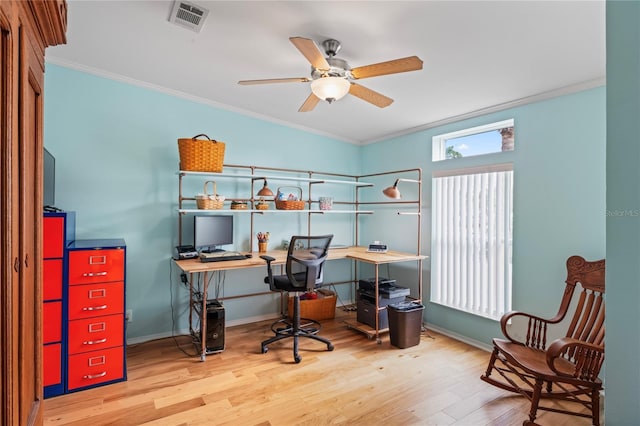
[169,259,198,357]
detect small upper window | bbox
[432,119,514,161]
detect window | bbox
[431,164,513,320]
[432,119,514,161]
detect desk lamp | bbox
[257,179,274,197]
[382,178,420,199]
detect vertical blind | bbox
[431,167,513,320]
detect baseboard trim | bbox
[126,313,280,346]
[424,322,493,353]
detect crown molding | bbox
[363,77,606,145]
[45,57,604,147]
[44,57,359,145]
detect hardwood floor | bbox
[43,308,596,425]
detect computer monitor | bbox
[43,147,55,208]
[194,215,233,252]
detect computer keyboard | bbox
[200,253,249,263]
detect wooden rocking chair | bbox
[481,255,605,426]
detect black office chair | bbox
[260,234,334,363]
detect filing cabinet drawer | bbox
[68,314,124,355]
[68,282,124,320]
[68,249,125,285]
[43,301,62,343]
[67,346,124,391]
[43,259,63,300]
[43,216,64,259]
[43,344,62,387]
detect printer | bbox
[357,277,410,329]
[358,277,410,298]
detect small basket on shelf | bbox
[230,200,249,210]
[195,181,225,210]
[275,186,305,210]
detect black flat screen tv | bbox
[43,147,55,208]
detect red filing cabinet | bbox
[43,212,75,398]
[66,239,127,392]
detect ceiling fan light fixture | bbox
[311,77,350,103]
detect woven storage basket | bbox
[275,186,305,210]
[255,203,269,210]
[288,290,337,321]
[196,181,224,210]
[178,134,225,172]
[230,201,248,210]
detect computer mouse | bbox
[245,253,253,258]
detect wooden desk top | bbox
[173,246,427,274]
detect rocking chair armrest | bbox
[546,337,605,379]
[500,310,559,344]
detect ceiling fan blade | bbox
[298,93,320,112]
[349,83,393,108]
[350,56,423,80]
[289,37,330,70]
[238,77,310,85]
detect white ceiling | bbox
[46,1,606,144]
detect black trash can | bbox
[387,301,424,348]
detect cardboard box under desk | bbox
[288,290,337,321]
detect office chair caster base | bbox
[327,343,334,351]
[269,317,322,336]
[261,345,268,354]
[294,355,301,363]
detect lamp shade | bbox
[257,179,274,197]
[311,77,350,103]
[383,181,401,199]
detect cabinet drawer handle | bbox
[83,338,107,345]
[89,255,107,265]
[82,305,107,311]
[83,272,107,277]
[83,371,107,380]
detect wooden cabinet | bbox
[0,1,66,424]
[66,239,126,392]
[42,212,75,398]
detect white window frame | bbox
[432,119,514,162]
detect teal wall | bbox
[605,1,640,424]
[44,65,607,356]
[44,65,360,340]
[360,87,607,345]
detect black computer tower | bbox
[201,300,225,353]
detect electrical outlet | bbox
[126,309,133,323]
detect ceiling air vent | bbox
[168,1,209,33]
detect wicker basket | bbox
[196,181,224,210]
[255,203,269,210]
[178,134,225,172]
[288,290,336,321]
[230,201,248,210]
[275,186,305,210]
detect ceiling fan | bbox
[238,37,423,112]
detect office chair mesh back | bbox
[264,235,332,293]
[285,235,331,290]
